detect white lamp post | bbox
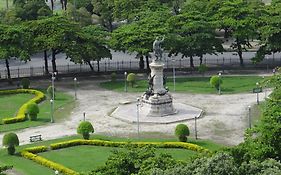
[248,105,251,128]
[74,77,77,100]
[172,59,176,91]
[50,99,54,123]
[136,98,140,138]
[55,170,59,175]
[124,72,127,92]
[218,72,222,95]
[51,72,56,101]
[256,82,260,105]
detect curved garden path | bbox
[0,78,268,147]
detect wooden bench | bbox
[30,135,42,142]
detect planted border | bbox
[20,139,210,175]
[0,89,45,124]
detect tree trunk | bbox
[87,60,94,71]
[237,41,244,67]
[6,0,8,9]
[224,27,229,39]
[199,56,203,65]
[97,60,100,72]
[190,56,194,68]
[64,0,67,10]
[145,55,150,73]
[44,50,49,75]
[60,0,64,10]
[5,59,11,84]
[139,56,144,70]
[51,0,54,11]
[51,49,57,73]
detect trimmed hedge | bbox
[0,89,45,124]
[21,139,210,175]
[50,139,209,153]
[21,151,78,175]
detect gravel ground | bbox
[0,78,268,147]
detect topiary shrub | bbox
[47,86,56,99]
[21,78,30,89]
[175,124,190,142]
[26,103,39,121]
[111,72,117,82]
[210,75,222,90]
[77,121,94,140]
[2,133,19,155]
[127,73,136,87]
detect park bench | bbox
[29,134,42,142]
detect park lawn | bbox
[39,145,197,173]
[0,134,224,175]
[0,91,74,133]
[0,94,34,121]
[100,76,264,94]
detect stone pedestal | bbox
[141,61,176,117]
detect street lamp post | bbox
[248,106,251,128]
[50,99,54,123]
[124,72,127,92]
[136,98,140,138]
[172,59,176,91]
[51,72,56,101]
[256,82,260,105]
[74,77,77,100]
[194,116,198,140]
[218,72,222,95]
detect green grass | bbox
[0,91,74,133]
[39,146,197,173]
[100,76,264,94]
[0,134,225,175]
[0,94,34,120]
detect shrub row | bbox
[21,151,79,175]
[22,146,48,154]
[50,139,209,153]
[0,89,45,124]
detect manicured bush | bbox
[198,64,208,75]
[127,73,136,87]
[1,89,45,124]
[111,72,117,82]
[21,78,30,89]
[77,121,94,139]
[47,86,55,99]
[210,75,222,90]
[2,133,19,155]
[175,124,190,142]
[26,103,40,121]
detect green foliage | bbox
[126,73,136,87]
[175,124,190,142]
[26,103,39,121]
[2,133,19,155]
[20,78,30,89]
[65,4,92,26]
[77,121,94,140]
[46,86,55,100]
[210,75,222,90]
[198,64,208,74]
[111,72,117,82]
[0,165,13,174]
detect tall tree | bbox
[64,25,111,72]
[166,11,223,68]
[109,8,170,71]
[0,23,31,82]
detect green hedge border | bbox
[20,139,210,175]
[0,89,46,124]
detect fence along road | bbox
[0,51,280,79]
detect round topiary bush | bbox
[111,72,117,82]
[21,78,30,89]
[2,133,19,155]
[210,75,222,90]
[26,103,39,121]
[47,86,56,99]
[77,121,94,140]
[127,73,136,87]
[175,124,190,142]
